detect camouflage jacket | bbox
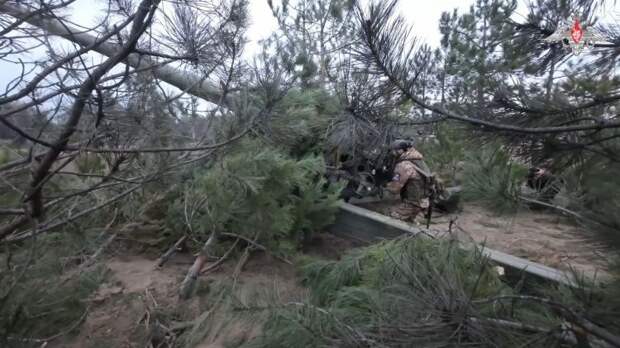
[386,147,432,206]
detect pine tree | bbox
[352,0,620,245]
[266,0,356,87]
[438,0,517,106]
[174,139,342,298]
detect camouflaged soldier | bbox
[526,166,563,203]
[385,140,433,222]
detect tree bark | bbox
[156,235,187,268]
[179,230,219,299]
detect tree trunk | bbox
[179,230,219,299]
[545,63,555,102]
[0,2,226,106]
[441,59,447,103]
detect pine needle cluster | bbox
[167,138,343,255]
[247,235,620,348]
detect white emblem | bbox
[542,14,610,55]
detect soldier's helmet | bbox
[389,139,414,151]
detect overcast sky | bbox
[243,0,473,54]
[0,0,474,91]
[2,0,618,105]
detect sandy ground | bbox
[358,200,614,277]
[42,207,616,347]
[52,233,357,348]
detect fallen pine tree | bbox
[166,139,343,299]
[245,235,620,348]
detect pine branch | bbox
[353,0,620,135]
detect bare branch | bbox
[0,0,227,105]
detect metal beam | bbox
[328,202,597,288]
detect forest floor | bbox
[51,233,359,348]
[357,200,615,277]
[44,200,615,347]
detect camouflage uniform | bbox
[385,147,431,222]
[526,167,562,203]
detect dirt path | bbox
[52,232,357,348]
[358,200,614,277]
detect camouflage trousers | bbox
[389,198,429,223]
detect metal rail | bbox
[328,201,598,288]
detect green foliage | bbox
[247,236,620,348]
[0,192,20,218]
[266,88,340,157]
[247,236,574,348]
[167,139,342,254]
[0,147,10,165]
[574,160,620,218]
[301,237,508,307]
[461,144,527,214]
[266,0,355,85]
[561,156,620,247]
[74,153,105,174]
[417,123,468,185]
[439,0,517,104]
[0,231,106,347]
